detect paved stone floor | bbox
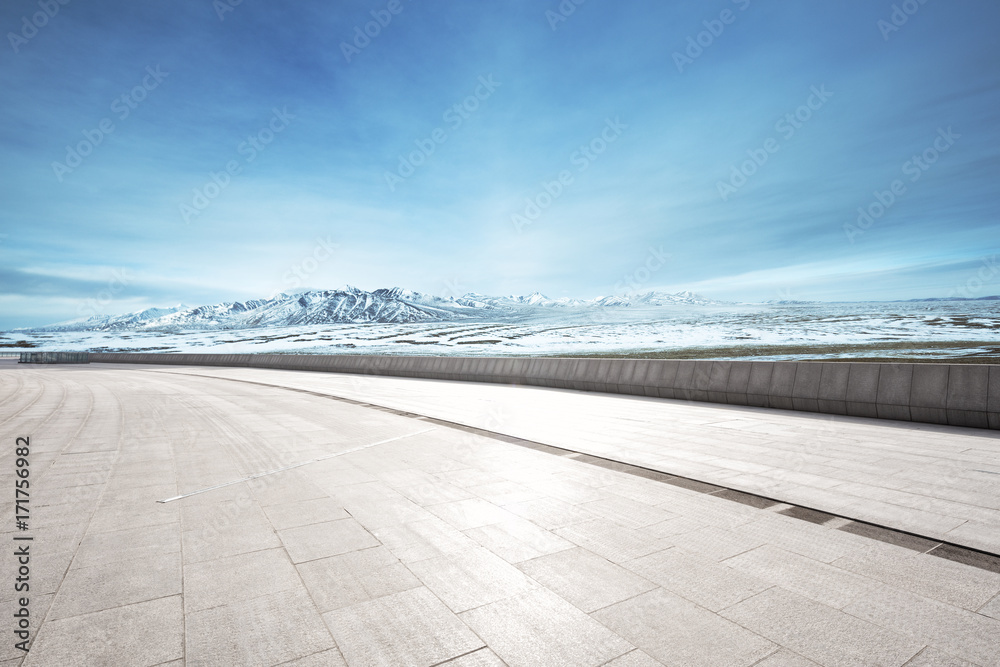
[148,364,1000,554]
[1,360,999,666]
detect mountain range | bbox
[34,286,722,332]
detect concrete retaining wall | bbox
[89,353,1000,430]
[20,351,90,364]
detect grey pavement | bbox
[143,363,1000,554]
[0,359,998,666]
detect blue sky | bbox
[1,0,999,328]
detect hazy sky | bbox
[2,0,999,328]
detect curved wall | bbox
[89,353,1000,430]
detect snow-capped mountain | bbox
[454,292,587,310]
[32,286,722,332]
[234,287,472,327]
[593,290,717,307]
[39,305,189,332]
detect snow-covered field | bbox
[5,301,1000,361]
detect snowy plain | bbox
[5,301,999,361]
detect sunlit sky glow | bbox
[1,0,999,327]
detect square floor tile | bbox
[278,518,379,564]
[323,587,484,667]
[460,588,633,667]
[517,547,656,613]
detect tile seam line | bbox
[134,368,1000,560]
